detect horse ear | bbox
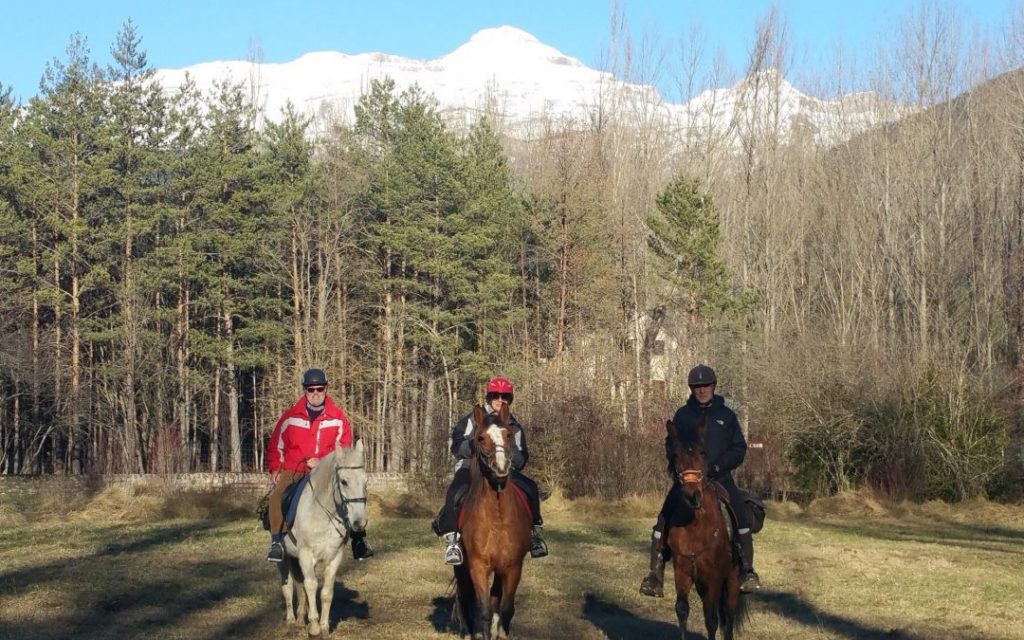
[472,404,485,433]
[499,402,510,424]
[354,438,364,454]
[666,419,678,440]
[695,415,707,440]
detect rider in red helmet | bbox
[432,375,548,565]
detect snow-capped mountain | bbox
[152,26,901,144]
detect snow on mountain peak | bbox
[441,25,585,69]
[150,28,900,145]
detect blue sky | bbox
[0,0,1016,102]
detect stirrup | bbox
[266,541,285,563]
[530,535,548,558]
[444,543,464,565]
[740,569,761,592]
[352,537,374,560]
[442,533,464,565]
[639,573,664,598]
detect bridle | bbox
[673,452,722,576]
[331,464,367,532]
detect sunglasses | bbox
[488,392,513,402]
[690,383,714,390]
[304,386,326,393]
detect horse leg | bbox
[317,550,345,636]
[291,559,308,624]
[673,561,694,640]
[699,579,721,640]
[298,549,322,637]
[721,569,741,640]
[494,565,522,639]
[278,560,295,623]
[489,575,502,638]
[469,563,493,640]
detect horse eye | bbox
[341,479,348,487]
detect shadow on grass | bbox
[0,520,223,596]
[582,592,683,640]
[799,515,1024,557]
[428,594,460,634]
[328,582,370,628]
[752,589,1005,640]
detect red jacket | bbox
[267,396,352,473]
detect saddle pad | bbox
[457,482,533,530]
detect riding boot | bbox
[442,532,464,565]
[350,530,374,560]
[737,530,761,592]
[639,516,667,597]
[530,525,549,558]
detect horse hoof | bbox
[307,623,321,637]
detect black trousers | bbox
[658,474,750,530]
[437,467,542,535]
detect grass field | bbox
[1,487,1022,640]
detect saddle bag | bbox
[744,492,766,534]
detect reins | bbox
[673,471,722,577]
[293,461,366,542]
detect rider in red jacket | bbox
[265,368,373,562]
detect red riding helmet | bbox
[485,376,514,401]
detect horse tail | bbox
[452,564,477,635]
[724,581,751,634]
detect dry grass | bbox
[1,487,1022,639]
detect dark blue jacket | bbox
[667,394,746,479]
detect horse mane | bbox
[308,449,339,505]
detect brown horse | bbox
[453,403,532,640]
[665,416,747,640]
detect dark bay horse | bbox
[666,417,747,640]
[454,403,532,640]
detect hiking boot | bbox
[351,533,374,560]
[266,540,285,563]
[639,517,666,597]
[443,532,464,565]
[740,569,762,592]
[530,525,549,558]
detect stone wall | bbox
[0,472,410,497]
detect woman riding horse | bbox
[433,376,547,564]
[453,403,533,639]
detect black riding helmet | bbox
[301,368,328,388]
[687,364,716,387]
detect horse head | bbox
[667,416,708,511]
[330,438,369,533]
[472,403,513,485]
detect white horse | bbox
[278,439,369,637]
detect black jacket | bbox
[666,394,746,479]
[450,408,528,473]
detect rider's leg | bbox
[513,472,548,558]
[640,483,679,597]
[722,476,761,591]
[267,470,301,562]
[437,468,470,565]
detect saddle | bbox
[257,476,311,532]
[711,482,766,536]
[456,481,533,530]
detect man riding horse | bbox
[265,368,374,563]
[640,364,762,596]
[433,376,548,564]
